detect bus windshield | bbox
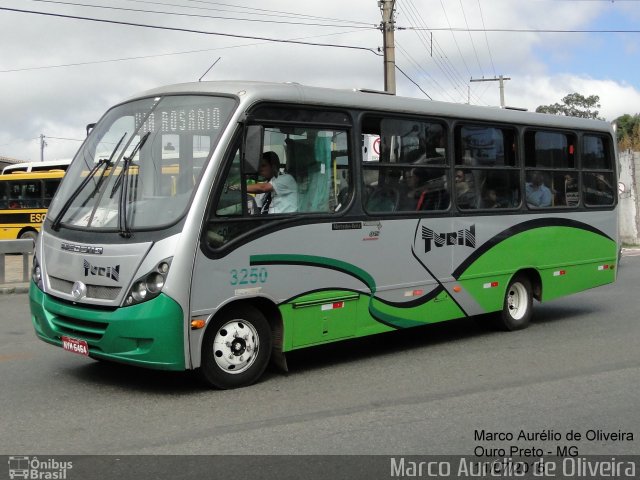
[48,94,236,231]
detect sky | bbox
[1,0,639,162]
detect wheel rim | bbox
[507,282,528,320]
[212,319,259,374]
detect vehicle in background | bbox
[2,159,71,175]
[0,170,65,241]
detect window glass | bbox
[363,166,448,213]
[583,135,611,169]
[0,182,7,209]
[362,116,448,214]
[7,180,43,208]
[583,172,615,206]
[454,169,520,210]
[524,130,578,209]
[456,125,517,166]
[255,126,349,214]
[48,95,236,230]
[525,131,575,168]
[526,171,579,208]
[43,179,61,207]
[208,123,352,248]
[452,124,520,211]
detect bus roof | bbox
[128,81,613,134]
[1,159,72,175]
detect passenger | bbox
[483,188,500,208]
[401,168,430,210]
[246,151,298,214]
[400,167,446,211]
[455,170,475,209]
[526,171,552,207]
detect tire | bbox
[198,305,272,389]
[19,229,38,243]
[497,274,533,331]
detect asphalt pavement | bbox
[0,256,638,458]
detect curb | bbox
[0,283,30,295]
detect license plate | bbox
[61,336,89,356]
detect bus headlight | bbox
[124,258,172,306]
[32,256,43,290]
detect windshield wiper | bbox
[115,131,151,237]
[50,132,127,231]
[110,131,150,199]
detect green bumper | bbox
[29,283,186,371]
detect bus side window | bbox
[44,179,61,207]
[206,123,353,249]
[525,130,578,209]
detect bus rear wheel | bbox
[199,305,272,389]
[497,274,533,331]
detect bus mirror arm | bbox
[86,123,96,136]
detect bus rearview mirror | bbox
[243,125,263,175]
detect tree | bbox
[614,113,640,150]
[536,93,603,120]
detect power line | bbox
[0,7,382,56]
[399,0,484,104]
[459,0,484,75]
[439,0,472,78]
[156,0,373,25]
[403,0,482,102]
[46,136,85,142]
[394,64,432,100]
[403,26,640,33]
[27,0,375,29]
[395,41,454,102]
[400,1,467,101]
[0,28,369,73]
[477,0,496,76]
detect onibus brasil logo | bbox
[8,456,72,479]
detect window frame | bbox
[360,114,450,215]
[523,128,579,210]
[452,122,521,212]
[203,106,356,253]
[581,132,616,208]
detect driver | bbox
[246,151,298,214]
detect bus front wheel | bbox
[19,229,38,243]
[497,274,533,331]
[199,305,272,389]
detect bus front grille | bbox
[49,276,122,301]
[51,316,108,341]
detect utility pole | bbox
[379,0,397,94]
[39,134,47,162]
[470,75,511,107]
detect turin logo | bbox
[422,224,476,253]
[83,259,120,281]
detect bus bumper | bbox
[29,283,185,371]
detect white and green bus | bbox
[29,81,618,388]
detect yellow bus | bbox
[0,171,65,241]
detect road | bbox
[1,257,639,460]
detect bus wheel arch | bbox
[18,228,38,243]
[198,298,281,389]
[496,270,538,331]
[518,268,542,302]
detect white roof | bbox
[123,80,612,133]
